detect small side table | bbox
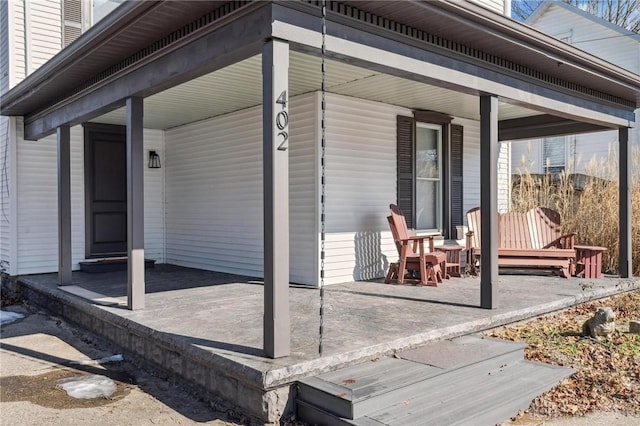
[574,245,607,279]
[435,245,463,278]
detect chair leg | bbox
[398,257,407,284]
[433,264,443,283]
[422,264,437,286]
[419,256,428,286]
[441,260,450,279]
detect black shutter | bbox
[450,124,464,235]
[397,116,415,228]
[63,0,83,47]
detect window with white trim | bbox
[415,123,442,232]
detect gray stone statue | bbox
[582,307,616,340]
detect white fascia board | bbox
[272,21,632,129]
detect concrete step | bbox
[297,335,526,420]
[296,335,573,425]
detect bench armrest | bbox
[545,233,576,250]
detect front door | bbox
[84,124,127,257]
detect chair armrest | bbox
[465,231,474,251]
[400,235,435,253]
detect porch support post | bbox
[262,38,290,358]
[619,127,632,277]
[57,125,72,285]
[126,97,145,310]
[480,95,499,309]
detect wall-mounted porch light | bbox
[148,150,161,169]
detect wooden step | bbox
[296,335,526,420]
[297,358,443,420]
[298,360,572,426]
[356,360,573,426]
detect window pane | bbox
[416,179,439,230]
[543,136,566,172]
[416,127,439,179]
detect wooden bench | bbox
[466,207,575,278]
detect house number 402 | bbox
[276,90,289,151]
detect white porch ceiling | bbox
[94,51,542,129]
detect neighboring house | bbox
[511,1,640,176]
[1,0,637,344]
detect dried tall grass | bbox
[511,146,640,275]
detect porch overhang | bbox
[2,0,638,360]
[1,0,638,141]
[498,115,613,141]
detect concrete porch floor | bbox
[15,265,640,423]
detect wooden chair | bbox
[385,204,447,286]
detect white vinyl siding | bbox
[497,141,510,213]
[143,129,166,263]
[322,94,409,285]
[531,4,639,74]
[0,116,10,272]
[511,131,620,176]
[11,0,26,82]
[165,107,264,278]
[289,93,317,285]
[0,2,10,271]
[454,117,480,222]
[15,122,83,274]
[468,0,507,15]
[511,139,542,174]
[0,0,9,95]
[633,110,640,159]
[28,0,62,73]
[14,121,165,274]
[164,93,316,284]
[517,3,640,179]
[566,132,618,175]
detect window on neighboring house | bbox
[542,136,567,174]
[397,114,463,238]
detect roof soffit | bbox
[2,0,639,120]
[335,0,639,106]
[1,1,256,116]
